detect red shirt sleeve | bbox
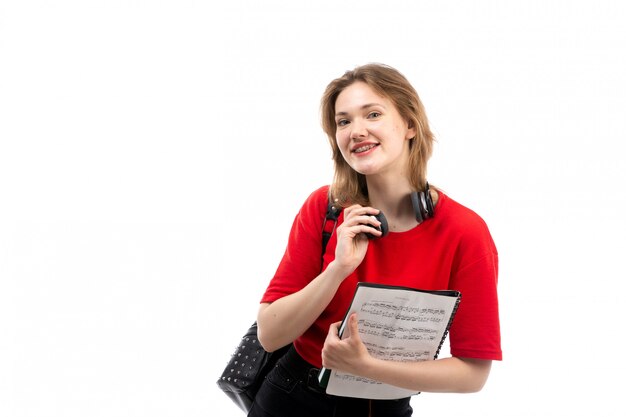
[445,205,501,360]
[261,186,329,304]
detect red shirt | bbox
[261,186,502,367]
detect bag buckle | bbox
[306,368,325,394]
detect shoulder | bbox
[295,185,331,222]
[438,192,488,228]
[436,191,497,250]
[306,185,331,204]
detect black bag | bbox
[216,197,340,413]
[216,322,291,413]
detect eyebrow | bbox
[335,103,386,117]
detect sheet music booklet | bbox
[317,282,461,399]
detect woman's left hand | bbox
[321,313,371,375]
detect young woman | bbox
[250,63,501,417]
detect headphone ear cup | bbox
[411,191,424,223]
[365,211,389,239]
[376,211,389,238]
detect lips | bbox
[352,143,379,153]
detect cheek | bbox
[336,132,351,153]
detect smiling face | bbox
[334,81,416,179]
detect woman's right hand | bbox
[331,204,382,276]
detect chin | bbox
[356,167,382,177]
[350,162,378,176]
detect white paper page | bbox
[325,284,459,399]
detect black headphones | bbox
[320,184,435,264]
[366,183,435,239]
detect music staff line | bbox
[360,301,446,323]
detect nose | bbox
[350,118,368,140]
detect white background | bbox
[1,1,625,416]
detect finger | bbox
[339,213,381,232]
[351,216,383,238]
[353,214,382,227]
[322,322,343,368]
[344,205,380,220]
[347,313,361,342]
[337,222,380,241]
[343,204,363,215]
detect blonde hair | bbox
[320,63,435,207]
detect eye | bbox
[336,119,350,127]
[368,111,381,119]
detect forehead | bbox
[335,81,391,111]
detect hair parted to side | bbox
[320,63,435,207]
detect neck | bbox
[366,176,417,232]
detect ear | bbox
[406,119,417,140]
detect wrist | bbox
[325,260,354,281]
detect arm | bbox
[257,205,384,352]
[369,355,491,393]
[257,261,345,352]
[322,314,492,393]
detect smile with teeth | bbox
[353,143,379,153]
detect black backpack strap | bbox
[321,195,341,266]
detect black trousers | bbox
[248,346,413,417]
